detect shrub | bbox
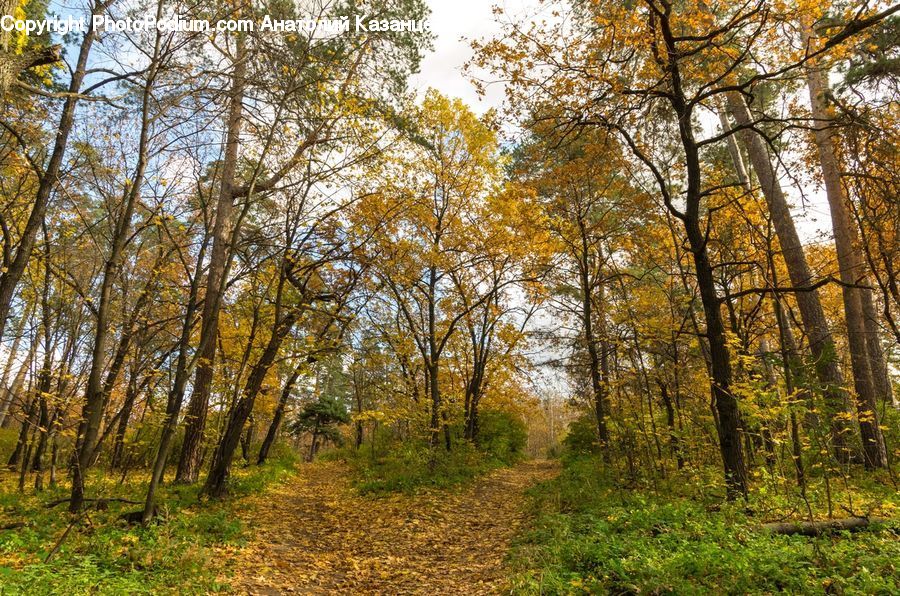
[561,414,599,456]
[345,440,499,495]
[0,450,298,593]
[477,409,527,464]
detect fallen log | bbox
[0,522,26,530]
[763,517,889,536]
[45,497,141,509]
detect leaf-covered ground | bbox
[220,459,559,594]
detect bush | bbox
[339,408,528,495]
[0,450,298,593]
[561,414,599,457]
[343,440,500,495]
[476,409,527,464]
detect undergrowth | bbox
[509,456,900,595]
[334,409,528,495]
[336,440,508,494]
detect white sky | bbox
[411,0,539,114]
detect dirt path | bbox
[221,460,558,594]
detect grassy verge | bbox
[0,441,297,594]
[334,440,515,495]
[329,409,529,495]
[509,456,900,595]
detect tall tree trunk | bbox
[463,379,482,442]
[687,223,747,497]
[353,367,365,449]
[308,420,320,462]
[442,409,451,452]
[141,250,206,524]
[29,348,53,489]
[727,93,857,460]
[0,301,32,426]
[88,270,162,466]
[658,381,684,470]
[0,1,100,340]
[427,360,440,447]
[717,107,751,192]
[70,14,163,512]
[770,263,806,489]
[177,33,247,484]
[668,53,747,495]
[240,415,254,462]
[579,230,609,446]
[425,257,443,449]
[860,292,894,408]
[258,367,300,465]
[110,370,141,469]
[7,393,36,470]
[142,123,213,523]
[204,307,298,497]
[463,345,488,443]
[801,22,888,469]
[627,13,746,494]
[0,318,36,428]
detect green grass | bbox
[509,456,900,595]
[0,435,298,594]
[333,410,529,495]
[334,440,512,495]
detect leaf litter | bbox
[218,460,558,594]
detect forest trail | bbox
[220,459,559,594]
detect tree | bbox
[0,0,60,103]
[289,395,351,462]
[725,94,856,460]
[512,127,649,449]
[0,0,105,342]
[801,12,888,468]
[362,90,504,449]
[176,0,432,483]
[70,0,170,512]
[475,0,899,498]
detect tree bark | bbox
[177,33,247,484]
[579,223,609,447]
[801,21,888,469]
[258,367,300,465]
[29,353,53,488]
[763,517,887,536]
[204,307,298,497]
[726,93,856,460]
[0,316,35,428]
[110,371,141,469]
[7,394,36,470]
[0,302,32,426]
[687,221,747,497]
[860,291,894,408]
[141,247,205,524]
[659,381,684,470]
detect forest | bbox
[0,0,899,593]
